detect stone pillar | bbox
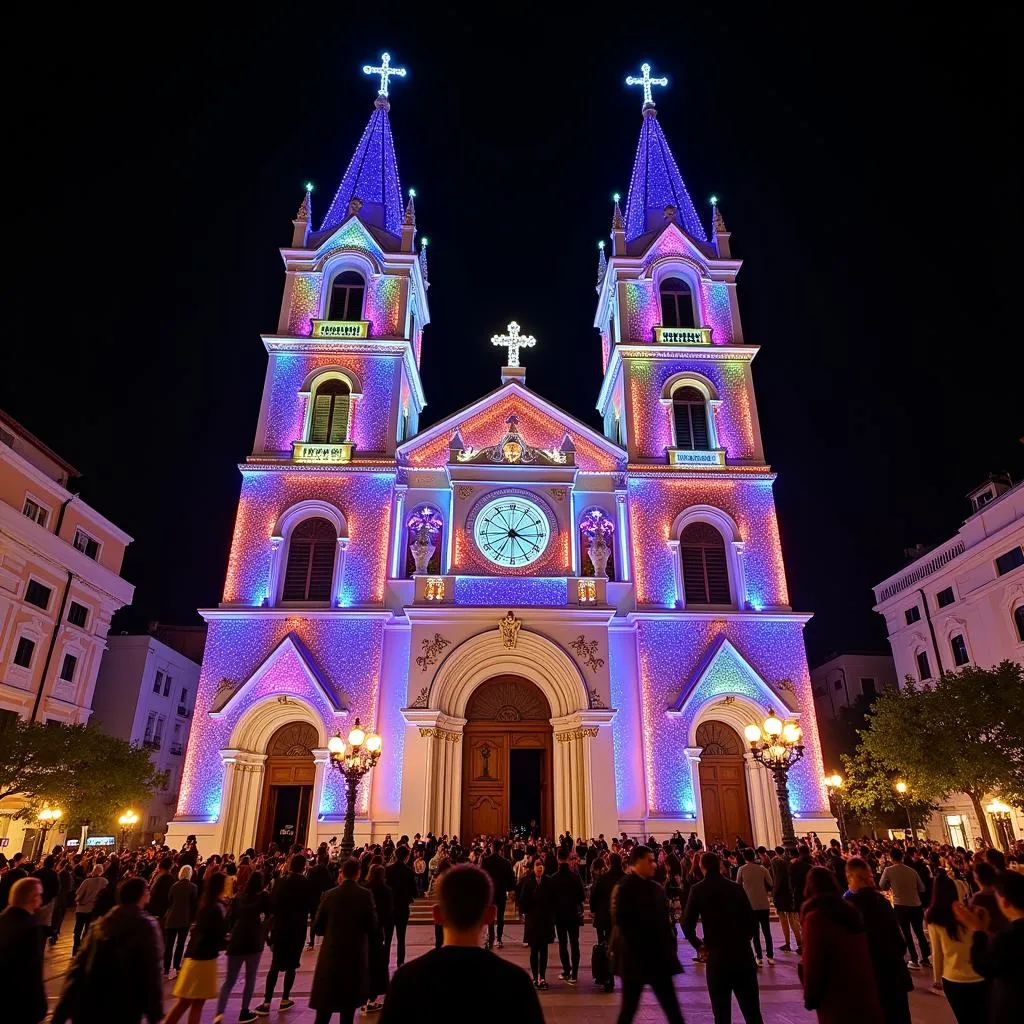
[218,750,266,856]
[667,539,682,608]
[684,746,703,831]
[552,710,616,838]
[400,709,465,836]
[744,753,780,849]
[615,491,630,581]
[391,486,408,579]
[310,747,330,841]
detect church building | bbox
[167,57,835,854]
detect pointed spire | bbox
[419,237,430,285]
[401,188,417,252]
[596,240,607,286]
[403,187,417,227]
[611,192,625,256]
[314,54,408,245]
[292,183,313,247]
[709,195,731,258]
[621,63,706,245]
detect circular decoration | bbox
[473,495,551,568]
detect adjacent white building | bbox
[810,652,898,720]
[91,634,202,844]
[873,474,1024,848]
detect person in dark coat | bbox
[518,857,556,989]
[310,858,378,1024]
[384,845,418,966]
[364,864,393,1011]
[0,877,46,1024]
[51,857,75,945]
[801,866,883,1024]
[590,852,625,944]
[305,851,336,949]
[843,857,913,1024]
[955,868,1024,1024]
[255,853,311,1015]
[215,871,269,1024]
[770,846,800,951]
[33,855,60,945]
[52,876,164,1024]
[787,846,813,947]
[144,857,174,926]
[682,850,759,1023]
[480,841,517,950]
[548,846,586,983]
[614,846,684,1023]
[162,865,198,976]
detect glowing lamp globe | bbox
[764,715,783,737]
[744,724,762,743]
[828,773,843,789]
[782,722,801,744]
[366,734,382,753]
[327,735,345,756]
[895,781,908,795]
[348,723,366,748]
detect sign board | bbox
[85,835,115,847]
[653,326,712,346]
[292,441,354,464]
[668,448,727,467]
[311,319,370,339]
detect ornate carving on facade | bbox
[555,727,599,743]
[417,727,461,741]
[456,486,475,500]
[549,488,566,501]
[213,678,237,708]
[416,633,450,672]
[695,720,743,756]
[588,687,608,710]
[409,684,431,709]
[569,635,605,673]
[465,676,549,721]
[776,678,795,695]
[498,610,521,649]
[267,721,319,757]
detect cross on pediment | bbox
[491,321,537,367]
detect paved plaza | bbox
[42,919,955,1023]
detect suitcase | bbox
[592,941,615,991]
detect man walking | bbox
[769,846,800,951]
[736,848,774,966]
[612,846,685,1023]
[682,852,763,1024]
[549,846,585,984]
[879,848,930,969]
[481,841,516,951]
[0,877,46,1023]
[384,846,418,967]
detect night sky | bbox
[4,10,1019,665]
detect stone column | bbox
[552,710,616,838]
[218,750,266,856]
[683,746,703,831]
[390,485,408,579]
[615,491,630,581]
[400,709,465,836]
[667,539,682,608]
[310,747,330,844]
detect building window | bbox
[974,489,994,509]
[14,637,35,668]
[282,517,336,602]
[995,546,1024,576]
[73,529,100,560]
[67,601,88,628]
[1015,604,1024,642]
[680,522,731,605]
[833,678,842,691]
[309,379,351,444]
[861,677,877,699]
[916,650,932,680]
[59,653,77,682]
[144,713,155,742]
[153,670,165,695]
[671,386,710,451]
[163,674,172,697]
[659,277,696,329]
[905,606,922,625]
[154,718,165,743]
[178,688,189,716]
[0,708,19,732]
[950,634,969,666]
[25,579,52,610]
[327,270,365,321]
[22,497,49,527]
[936,587,955,608]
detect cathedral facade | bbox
[167,60,835,855]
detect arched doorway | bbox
[462,676,553,840]
[256,722,318,850]
[696,720,753,846]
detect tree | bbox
[841,744,935,834]
[848,662,1024,846]
[0,721,166,834]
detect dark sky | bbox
[3,9,1020,665]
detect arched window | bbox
[680,522,730,605]
[659,277,696,329]
[282,517,336,602]
[328,270,365,321]
[672,386,710,450]
[1014,604,1024,642]
[309,379,351,444]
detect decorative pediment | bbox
[666,635,799,717]
[209,631,347,719]
[397,383,625,472]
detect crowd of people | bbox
[0,827,1021,1023]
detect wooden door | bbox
[696,721,753,847]
[255,722,317,851]
[462,731,507,840]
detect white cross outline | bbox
[625,62,668,108]
[363,52,407,98]
[490,321,537,367]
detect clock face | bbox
[474,496,550,568]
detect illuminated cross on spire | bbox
[491,321,537,367]
[362,52,407,98]
[625,62,668,109]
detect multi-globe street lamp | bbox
[35,806,62,861]
[327,718,382,859]
[118,810,139,851]
[986,799,1014,853]
[894,781,916,840]
[744,711,804,853]
[825,772,847,845]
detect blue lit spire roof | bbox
[622,66,707,245]
[314,54,407,247]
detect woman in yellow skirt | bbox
[165,871,229,1024]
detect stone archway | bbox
[694,721,753,846]
[256,722,318,850]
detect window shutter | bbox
[680,522,730,605]
[282,518,336,601]
[690,402,710,449]
[328,394,350,443]
[310,395,332,443]
[681,546,708,603]
[704,545,730,603]
[673,402,695,449]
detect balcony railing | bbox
[310,319,370,339]
[143,738,161,751]
[292,440,354,465]
[667,447,727,468]
[652,325,712,346]
[170,742,183,756]
[877,540,967,602]
[177,705,191,718]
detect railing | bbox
[652,325,713,346]
[143,738,161,751]
[877,540,967,602]
[667,447,726,468]
[310,319,370,339]
[177,705,190,718]
[292,440,354,464]
[170,742,183,756]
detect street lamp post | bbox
[744,712,805,853]
[118,810,139,851]
[327,718,382,860]
[986,799,1013,853]
[35,807,62,862]
[825,773,847,845]
[894,781,915,840]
